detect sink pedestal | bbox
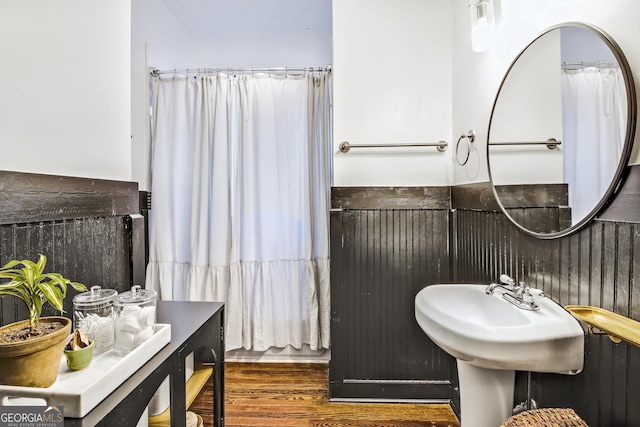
[457,361,514,427]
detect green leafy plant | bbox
[0,254,87,329]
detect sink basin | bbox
[415,284,585,427]
[415,284,584,372]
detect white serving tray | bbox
[0,323,171,418]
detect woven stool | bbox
[501,408,588,427]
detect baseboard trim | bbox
[225,345,330,363]
[329,397,452,405]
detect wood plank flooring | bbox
[189,363,460,427]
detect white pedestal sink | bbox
[415,284,584,427]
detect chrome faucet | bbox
[486,274,541,311]
[485,274,518,294]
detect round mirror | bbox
[487,22,637,238]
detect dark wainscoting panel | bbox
[526,334,640,427]
[330,187,454,401]
[331,187,450,210]
[455,210,640,313]
[0,171,142,327]
[453,207,640,427]
[0,217,135,325]
[330,168,640,423]
[0,171,138,224]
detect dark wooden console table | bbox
[65,301,225,427]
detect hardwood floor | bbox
[190,363,460,427]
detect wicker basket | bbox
[501,408,588,427]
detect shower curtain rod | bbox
[150,65,332,77]
[561,61,619,69]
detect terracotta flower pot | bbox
[0,316,71,388]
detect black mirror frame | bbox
[487,22,637,239]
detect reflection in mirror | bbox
[488,23,636,238]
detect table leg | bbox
[213,308,225,427]
[169,355,187,427]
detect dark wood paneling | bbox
[129,214,147,286]
[495,184,568,208]
[330,203,454,400]
[450,181,500,211]
[0,171,142,326]
[450,181,569,211]
[331,167,640,424]
[0,217,134,326]
[332,187,450,209]
[0,171,138,224]
[506,206,571,234]
[599,164,640,222]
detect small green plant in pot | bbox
[0,254,87,387]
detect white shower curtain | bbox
[561,67,626,224]
[146,71,331,351]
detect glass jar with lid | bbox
[73,285,118,354]
[113,285,157,356]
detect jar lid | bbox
[114,285,157,305]
[73,286,118,306]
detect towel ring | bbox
[456,129,475,166]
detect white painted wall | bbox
[332,0,639,187]
[332,0,453,187]
[0,1,131,182]
[452,0,640,185]
[131,0,332,190]
[488,30,563,185]
[3,1,634,191]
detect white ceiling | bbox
[160,0,332,33]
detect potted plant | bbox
[0,254,87,387]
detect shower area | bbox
[132,0,334,361]
[144,67,332,360]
